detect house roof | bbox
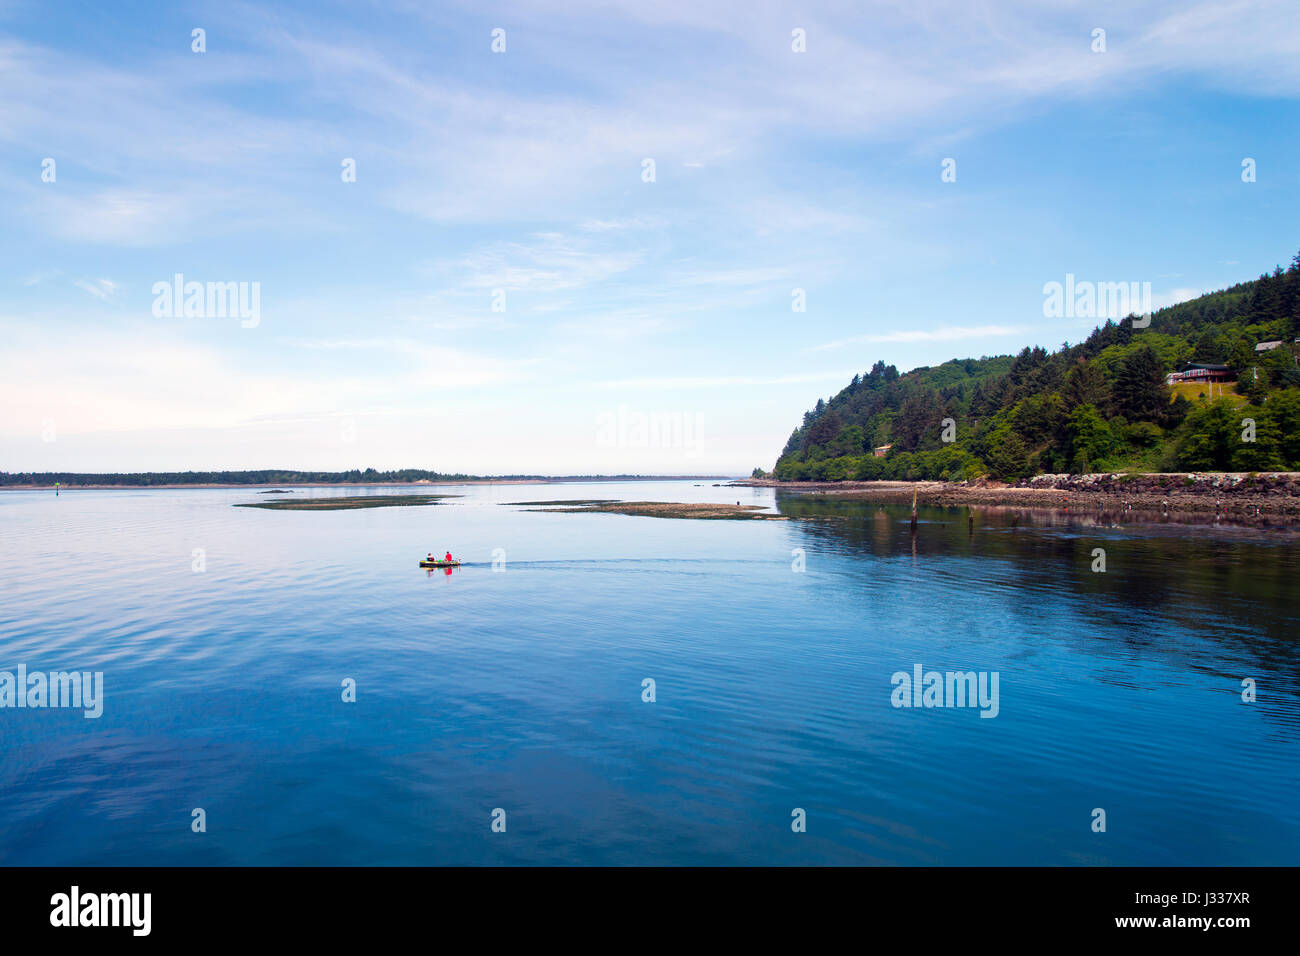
[1179,362,1230,371]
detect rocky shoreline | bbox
[734,472,1300,518]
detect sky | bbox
[2,0,1298,475]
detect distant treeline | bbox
[0,469,728,487]
[768,248,1300,481]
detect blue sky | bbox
[3,0,1298,474]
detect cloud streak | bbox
[809,326,1031,351]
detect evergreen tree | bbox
[1268,389,1300,467]
[894,390,945,451]
[1176,400,1238,470]
[1062,359,1110,413]
[1113,346,1169,422]
[1192,329,1224,363]
[985,428,1032,480]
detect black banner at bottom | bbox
[0,866,1283,942]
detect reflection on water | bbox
[782,492,1300,533]
[0,483,1297,865]
[780,496,1300,690]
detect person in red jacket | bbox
[444,551,454,563]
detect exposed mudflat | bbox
[235,494,461,511]
[516,500,786,520]
[501,499,619,506]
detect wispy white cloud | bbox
[33,190,196,246]
[0,327,538,442]
[593,371,859,389]
[669,266,793,287]
[809,325,1031,351]
[74,278,116,300]
[283,336,539,387]
[427,232,645,293]
[1152,288,1205,310]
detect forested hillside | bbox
[770,251,1300,481]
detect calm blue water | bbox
[1,481,1297,865]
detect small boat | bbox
[419,559,461,568]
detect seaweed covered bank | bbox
[735,473,1300,518]
[235,494,460,511]
[507,500,786,520]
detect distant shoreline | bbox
[3,476,737,491]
